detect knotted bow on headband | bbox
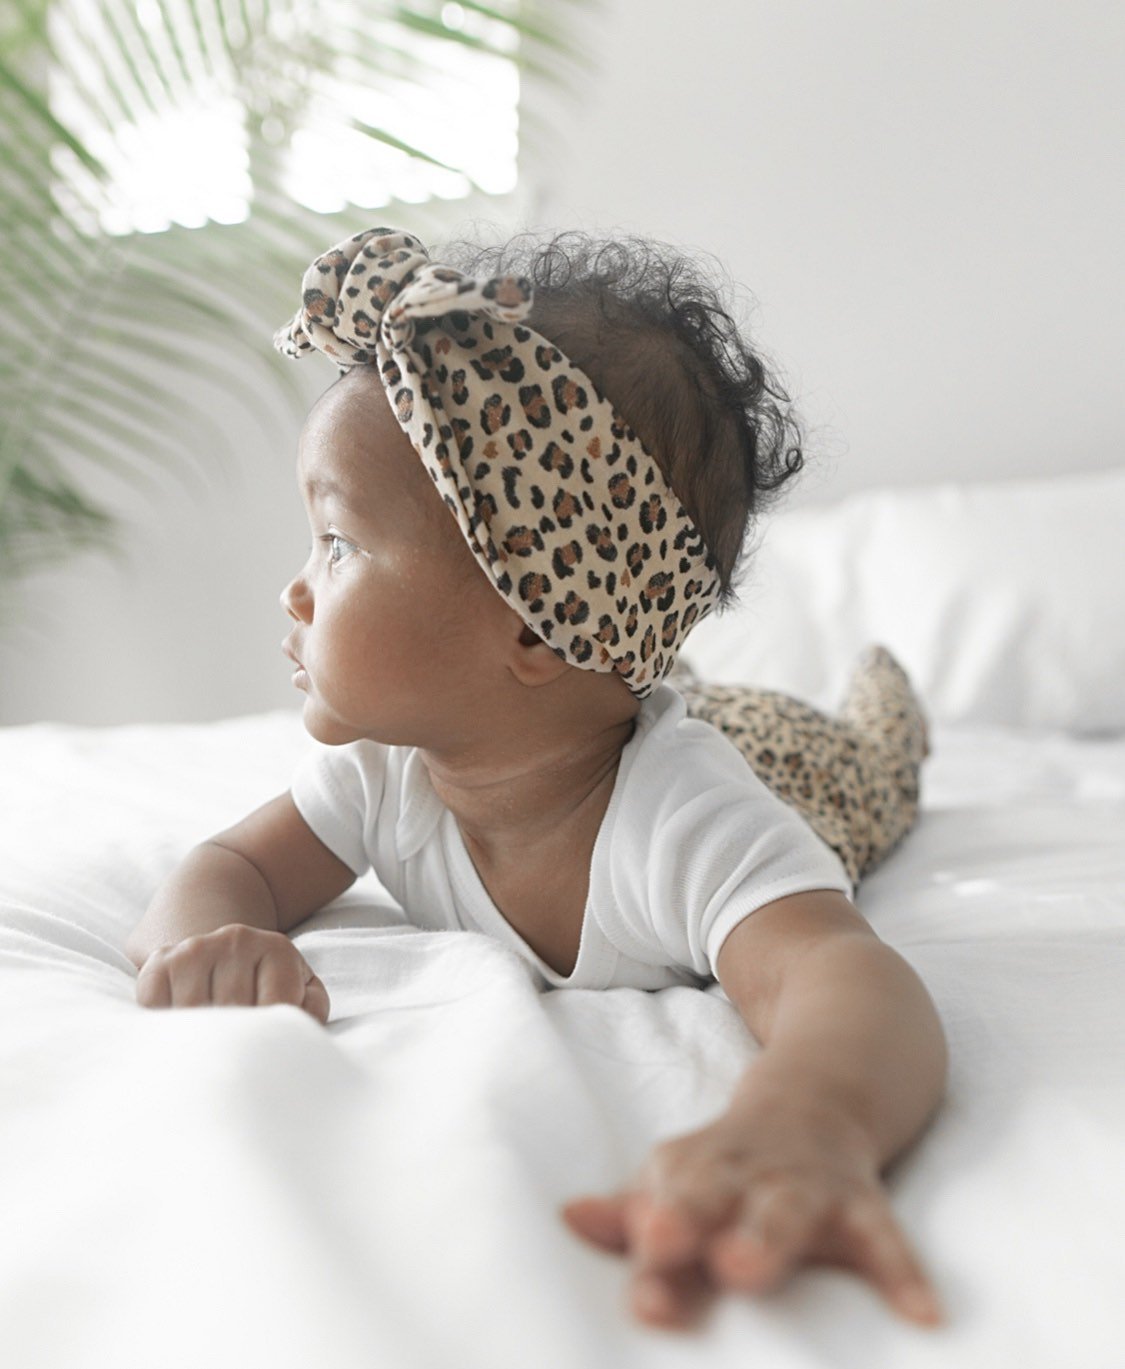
[273,227,723,699]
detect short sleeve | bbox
[697,799,855,977]
[636,777,855,981]
[290,739,388,877]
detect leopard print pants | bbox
[667,645,930,886]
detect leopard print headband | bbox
[273,227,723,699]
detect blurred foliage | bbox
[0,0,598,604]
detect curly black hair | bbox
[431,226,808,613]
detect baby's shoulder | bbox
[624,694,766,802]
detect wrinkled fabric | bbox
[3,711,1125,1368]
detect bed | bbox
[2,468,1123,1369]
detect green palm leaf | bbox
[0,0,600,613]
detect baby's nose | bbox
[280,576,309,622]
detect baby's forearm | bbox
[125,842,280,969]
[724,937,949,1169]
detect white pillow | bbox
[678,465,1125,733]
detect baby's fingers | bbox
[708,1180,830,1295]
[134,954,172,1008]
[136,944,209,1008]
[300,972,331,1025]
[629,1260,716,1329]
[563,1189,714,1265]
[256,947,330,1024]
[561,1194,631,1254]
[832,1195,943,1326]
[563,1194,719,1328]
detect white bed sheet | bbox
[1,708,1123,1369]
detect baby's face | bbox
[280,368,508,746]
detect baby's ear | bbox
[507,621,571,688]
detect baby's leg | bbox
[668,644,929,885]
[838,644,930,768]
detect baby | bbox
[125,227,948,1333]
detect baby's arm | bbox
[563,891,949,1328]
[125,792,356,1021]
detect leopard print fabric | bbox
[667,644,930,885]
[273,226,723,699]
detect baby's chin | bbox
[299,699,367,748]
[299,694,414,748]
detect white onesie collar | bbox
[394,747,445,861]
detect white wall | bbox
[3,0,1122,724]
[524,0,1124,501]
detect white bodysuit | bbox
[290,683,853,991]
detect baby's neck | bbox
[421,715,636,865]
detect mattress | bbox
[1,707,1123,1368]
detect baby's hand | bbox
[134,924,330,1025]
[561,1097,942,1330]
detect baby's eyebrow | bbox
[301,474,379,527]
[302,475,349,501]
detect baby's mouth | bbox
[282,639,310,687]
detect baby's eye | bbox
[319,532,357,566]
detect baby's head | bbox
[276,227,806,751]
[437,228,807,612]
